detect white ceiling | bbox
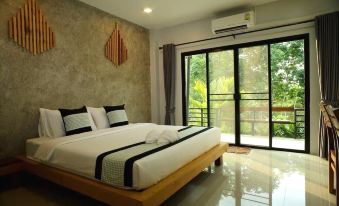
[78,0,278,29]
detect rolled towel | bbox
[145,130,161,144]
[157,129,180,145]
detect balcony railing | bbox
[188,107,305,138]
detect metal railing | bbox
[188,107,305,138]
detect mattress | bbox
[27,123,221,190]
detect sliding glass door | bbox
[209,50,235,143]
[239,45,270,147]
[182,34,309,152]
[185,53,208,127]
[271,40,307,151]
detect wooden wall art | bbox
[105,23,128,66]
[8,0,55,55]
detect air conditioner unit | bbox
[211,11,255,34]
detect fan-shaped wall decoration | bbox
[105,23,128,66]
[8,0,55,55]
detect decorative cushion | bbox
[86,106,110,129]
[59,106,96,136]
[104,105,129,127]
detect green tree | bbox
[186,40,305,138]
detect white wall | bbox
[150,0,339,155]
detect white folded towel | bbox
[145,130,161,144]
[157,129,180,145]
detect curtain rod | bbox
[158,19,314,50]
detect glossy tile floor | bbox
[164,149,335,206]
[0,149,335,206]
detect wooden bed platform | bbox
[17,142,228,206]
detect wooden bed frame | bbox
[17,142,228,206]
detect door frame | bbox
[181,34,310,153]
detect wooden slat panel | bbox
[13,17,17,42]
[36,8,40,53]
[105,44,107,58]
[49,28,52,49]
[107,39,110,61]
[118,30,121,65]
[121,43,123,63]
[104,44,107,58]
[39,11,43,52]
[17,11,22,46]
[41,15,45,51]
[105,23,127,65]
[32,0,36,54]
[106,43,109,59]
[52,30,54,48]
[116,30,119,65]
[47,26,50,50]
[107,41,109,60]
[108,40,110,60]
[8,19,13,39]
[123,45,126,63]
[125,48,127,62]
[108,39,111,61]
[8,0,55,54]
[108,42,110,60]
[116,32,119,65]
[121,40,124,63]
[111,37,114,61]
[120,36,123,64]
[28,0,33,53]
[111,36,114,62]
[112,30,116,64]
[118,36,120,65]
[115,29,118,64]
[46,23,49,50]
[107,43,109,59]
[25,3,30,50]
[43,21,47,51]
[123,40,125,62]
[21,8,25,48]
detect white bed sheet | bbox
[27,123,221,190]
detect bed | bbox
[21,123,228,205]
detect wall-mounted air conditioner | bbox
[211,11,255,34]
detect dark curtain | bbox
[163,44,176,125]
[316,12,339,158]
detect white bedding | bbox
[27,123,221,190]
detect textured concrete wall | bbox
[0,0,150,159]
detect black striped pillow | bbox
[59,106,92,136]
[104,105,129,127]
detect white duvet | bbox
[29,123,221,189]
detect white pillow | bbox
[39,108,97,137]
[39,108,66,137]
[87,107,110,129]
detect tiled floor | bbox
[0,149,335,206]
[164,149,335,206]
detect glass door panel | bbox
[185,54,208,126]
[239,45,270,147]
[209,50,235,143]
[271,40,306,150]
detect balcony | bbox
[188,107,305,150]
